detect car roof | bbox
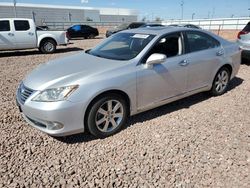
[119,26,191,36]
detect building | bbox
[0,2,138,26]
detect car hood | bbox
[23,52,125,91]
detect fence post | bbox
[236,19,239,30]
[218,25,221,36]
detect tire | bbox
[39,39,56,54]
[210,67,231,96]
[86,94,128,138]
[88,34,95,39]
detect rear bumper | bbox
[237,39,250,51]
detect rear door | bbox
[13,20,36,49]
[184,31,223,92]
[0,20,16,50]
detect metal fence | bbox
[45,17,249,32]
[44,21,125,30]
[162,17,249,31]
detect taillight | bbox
[237,31,249,39]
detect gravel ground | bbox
[0,38,250,188]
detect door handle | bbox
[28,32,34,36]
[179,59,189,66]
[216,50,224,56]
[8,33,14,36]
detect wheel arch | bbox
[83,89,131,129]
[38,37,57,48]
[217,64,233,78]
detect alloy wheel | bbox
[95,100,124,133]
[44,42,54,52]
[214,70,229,93]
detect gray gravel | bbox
[0,38,250,187]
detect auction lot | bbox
[0,38,250,187]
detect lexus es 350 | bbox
[16,27,241,138]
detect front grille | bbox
[18,83,34,104]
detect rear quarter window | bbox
[0,20,10,31]
[14,20,30,31]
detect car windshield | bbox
[87,33,155,61]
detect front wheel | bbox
[86,94,128,138]
[210,67,230,96]
[39,39,56,54]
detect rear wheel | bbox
[39,39,56,54]
[86,94,128,138]
[210,67,230,96]
[88,34,95,39]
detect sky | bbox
[2,0,250,20]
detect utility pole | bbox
[192,13,195,20]
[248,8,250,17]
[180,1,184,20]
[13,0,17,18]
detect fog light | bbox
[47,121,64,130]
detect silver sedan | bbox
[16,27,241,138]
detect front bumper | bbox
[16,92,86,137]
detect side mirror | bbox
[146,53,167,66]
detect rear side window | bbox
[0,20,10,31]
[14,20,30,31]
[186,31,220,53]
[243,22,250,32]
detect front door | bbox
[137,32,189,110]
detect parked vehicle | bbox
[106,22,145,37]
[67,25,99,39]
[16,27,241,138]
[0,18,68,54]
[237,22,250,61]
[169,24,201,29]
[139,23,164,28]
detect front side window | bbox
[144,33,183,61]
[0,20,10,31]
[14,20,30,31]
[88,33,155,60]
[186,31,220,53]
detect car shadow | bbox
[242,57,250,65]
[55,76,243,144]
[69,37,104,41]
[241,50,250,65]
[0,47,83,58]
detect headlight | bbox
[32,85,78,102]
